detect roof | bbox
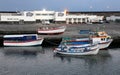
[68,11,120,13]
[0,11,19,13]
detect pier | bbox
[0,23,120,47]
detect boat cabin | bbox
[4,34,38,41]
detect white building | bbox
[0,9,104,24]
[54,11,66,23]
[87,15,104,23]
[106,15,120,21]
[33,9,55,23]
[66,15,88,24]
[0,11,35,22]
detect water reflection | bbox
[54,50,111,63]
[54,50,112,74]
[0,47,119,75]
[1,46,44,56]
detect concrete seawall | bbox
[0,23,120,48]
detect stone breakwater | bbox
[0,23,119,47]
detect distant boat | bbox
[54,43,99,55]
[63,31,113,49]
[3,34,44,47]
[38,26,66,35]
[79,30,91,34]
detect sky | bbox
[0,0,119,11]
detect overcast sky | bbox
[0,0,119,11]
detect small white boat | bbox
[3,34,44,47]
[54,44,99,55]
[38,26,66,35]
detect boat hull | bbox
[38,26,66,34]
[54,48,99,55]
[54,44,99,55]
[4,39,44,47]
[99,39,113,49]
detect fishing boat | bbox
[54,43,99,55]
[38,26,66,35]
[90,31,113,49]
[63,31,113,49]
[3,34,44,47]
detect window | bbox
[101,38,106,41]
[58,13,64,17]
[101,38,104,41]
[36,14,41,16]
[49,14,54,16]
[26,12,33,17]
[42,14,48,16]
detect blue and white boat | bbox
[54,43,99,55]
[3,34,44,47]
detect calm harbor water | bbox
[0,47,120,75]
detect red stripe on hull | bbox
[99,41,110,44]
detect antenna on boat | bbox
[97,27,100,32]
[102,25,105,31]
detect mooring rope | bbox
[44,40,61,46]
